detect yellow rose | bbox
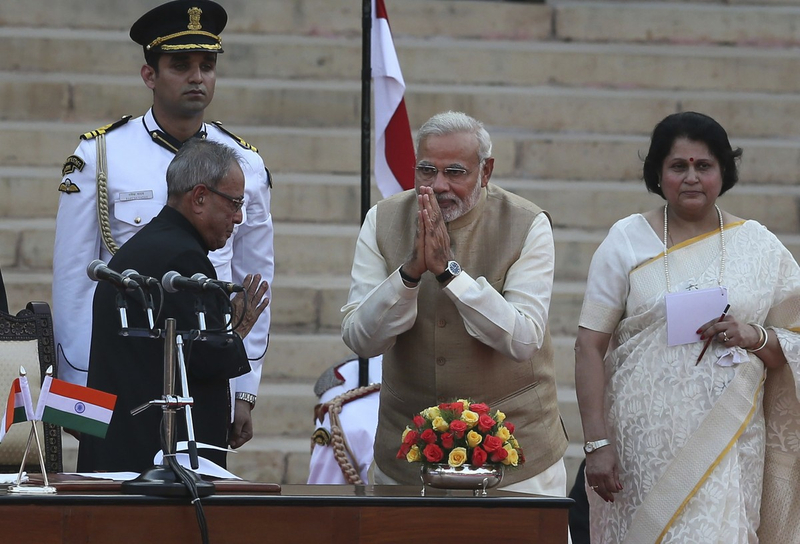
[502,444,519,466]
[402,426,412,441]
[423,406,441,420]
[432,416,449,432]
[461,410,479,428]
[448,447,468,467]
[467,430,483,448]
[495,426,511,442]
[510,436,519,449]
[457,399,470,410]
[406,445,421,463]
[495,410,506,423]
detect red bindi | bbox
[689,157,694,162]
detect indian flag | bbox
[35,376,116,439]
[0,375,35,443]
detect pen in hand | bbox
[695,303,731,366]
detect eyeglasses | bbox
[415,163,479,182]
[204,185,245,212]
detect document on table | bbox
[665,286,728,346]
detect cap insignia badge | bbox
[187,7,203,31]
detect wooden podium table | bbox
[0,480,572,543]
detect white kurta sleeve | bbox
[341,207,419,358]
[442,212,554,362]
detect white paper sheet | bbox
[665,286,728,346]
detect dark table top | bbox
[0,476,574,508]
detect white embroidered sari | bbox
[579,215,800,544]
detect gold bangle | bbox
[746,323,769,353]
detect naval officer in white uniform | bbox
[52,0,273,449]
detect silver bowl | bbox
[420,464,504,496]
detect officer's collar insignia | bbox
[58,179,80,194]
[187,7,203,31]
[61,155,85,177]
[145,115,207,154]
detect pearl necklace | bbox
[663,203,725,293]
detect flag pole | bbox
[361,0,372,226]
[358,0,372,388]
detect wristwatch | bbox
[584,438,610,454]
[235,392,257,408]
[436,261,462,284]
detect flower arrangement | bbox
[397,399,524,469]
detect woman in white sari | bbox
[575,111,800,543]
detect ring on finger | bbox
[722,331,729,343]
[590,485,599,490]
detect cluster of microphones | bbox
[86,260,244,294]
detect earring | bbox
[198,197,204,204]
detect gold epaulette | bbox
[80,115,133,140]
[210,121,259,153]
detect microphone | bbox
[161,271,205,293]
[191,273,245,294]
[122,269,160,288]
[87,260,140,290]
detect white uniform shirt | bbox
[52,109,273,398]
[307,356,382,485]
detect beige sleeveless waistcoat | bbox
[373,184,568,485]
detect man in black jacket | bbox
[78,139,268,472]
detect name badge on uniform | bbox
[118,190,154,202]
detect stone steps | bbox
[0,0,551,40]
[9,0,800,486]
[5,214,800,280]
[6,29,800,94]
[554,1,800,45]
[5,124,800,185]
[6,72,800,140]
[6,0,800,45]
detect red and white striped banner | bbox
[372,0,415,197]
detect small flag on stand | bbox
[0,371,35,443]
[35,376,117,439]
[372,0,416,198]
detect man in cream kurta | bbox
[341,112,568,495]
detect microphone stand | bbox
[121,318,215,497]
[115,291,130,335]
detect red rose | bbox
[505,422,515,434]
[403,430,419,445]
[438,403,450,410]
[483,435,503,453]
[421,429,437,444]
[490,447,509,463]
[396,444,410,458]
[423,443,444,463]
[440,432,454,450]
[471,446,488,467]
[413,415,426,428]
[449,420,467,438]
[470,403,490,415]
[450,402,464,416]
[478,414,496,433]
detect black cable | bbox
[160,416,210,544]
